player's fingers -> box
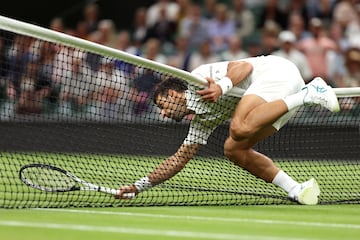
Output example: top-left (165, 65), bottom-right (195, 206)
top-left (122, 192), bottom-right (136, 199)
top-left (196, 88), bottom-right (211, 96)
top-left (115, 186), bottom-right (137, 200)
top-left (205, 77), bottom-right (215, 85)
top-left (115, 191), bottom-right (135, 200)
top-left (201, 92), bottom-right (217, 102)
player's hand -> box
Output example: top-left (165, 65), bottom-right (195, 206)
top-left (196, 77), bottom-right (222, 102)
top-left (114, 184), bottom-right (138, 200)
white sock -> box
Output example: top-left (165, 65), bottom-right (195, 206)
top-left (272, 170), bottom-right (299, 193)
top-left (282, 90), bottom-right (307, 111)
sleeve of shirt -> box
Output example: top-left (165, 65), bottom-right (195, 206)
top-left (183, 115), bottom-right (216, 145)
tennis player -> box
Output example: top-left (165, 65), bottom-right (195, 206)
top-left (116, 55), bottom-right (340, 205)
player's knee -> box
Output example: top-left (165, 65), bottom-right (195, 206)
top-left (229, 121), bottom-right (253, 141)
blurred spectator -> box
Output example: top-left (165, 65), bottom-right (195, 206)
top-left (51, 14), bottom-right (76, 102)
top-left (131, 69), bottom-right (161, 115)
top-left (306, 0), bottom-right (336, 28)
top-left (84, 31), bottom-right (105, 72)
top-left (82, 2), bottom-right (100, 33)
top-left (167, 35), bottom-right (192, 71)
top-left (288, 12), bottom-right (312, 41)
top-left (333, 47), bottom-right (360, 111)
top-left (7, 35), bottom-right (35, 100)
top-left (333, 0), bottom-right (358, 32)
top-left (0, 36), bottom-right (9, 101)
top-left (114, 30), bottom-right (137, 77)
top-left (115, 30), bottom-right (138, 55)
top-left (220, 35), bottom-right (249, 61)
top-left (260, 20), bottom-right (281, 55)
top-left (326, 21), bottom-right (350, 82)
top-left (36, 41), bottom-right (57, 105)
top-left (334, 47), bottom-right (360, 87)
top-left (258, 0), bottom-right (288, 30)
top-left (49, 17), bottom-right (65, 33)
top-left (131, 38), bottom-right (165, 115)
top-left (207, 3), bottom-right (235, 53)
top-left (340, 3), bottom-right (360, 48)
top-left (60, 49), bottom-right (94, 113)
top-left (246, 39), bottom-right (263, 57)
top-left (272, 30), bottom-right (312, 82)
top-left (146, 0), bottom-right (179, 27)
top-left (175, 0), bottom-right (192, 26)
top-left (201, 0), bottom-right (217, 19)
top-left (188, 39), bottom-right (220, 71)
top-left (132, 7), bottom-right (148, 47)
top-left (228, 0), bottom-right (256, 39)
top-left (297, 17), bottom-right (338, 82)
top-left (328, 20), bottom-right (350, 51)
top-left (52, 43), bottom-right (74, 109)
top-left (145, 4), bottom-right (177, 47)
top-left (97, 19), bottom-right (117, 48)
top-left (140, 38), bottom-right (167, 64)
top-left (15, 60), bottom-right (40, 113)
top-left (15, 40), bottom-right (57, 114)
top-left (285, 0), bottom-right (310, 29)
top-left (75, 21), bottom-right (90, 40)
top-left (178, 3), bottom-right (209, 52)
top-left (244, 0), bottom-right (266, 8)
top-left (94, 58), bottom-right (131, 119)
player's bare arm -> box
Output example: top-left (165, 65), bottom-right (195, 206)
top-left (196, 61), bottom-right (253, 102)
top-left (115, 143), bottom-right (200, 199)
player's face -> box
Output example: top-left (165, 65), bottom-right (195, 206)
top-left (155, 91), bottom-right (188, 122)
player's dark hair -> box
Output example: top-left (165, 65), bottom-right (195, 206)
top-left (153, 77), bottom-right (188, 104)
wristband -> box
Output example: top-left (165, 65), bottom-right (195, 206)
top-left (134, 176), bottom-right (152, 192)
top-left (217, 77), bottom-right (233, 95)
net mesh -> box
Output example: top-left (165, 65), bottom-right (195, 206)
top-left (0, 20), bottom-right (359, 208)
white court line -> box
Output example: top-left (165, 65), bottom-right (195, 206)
top-left (33, 208), bottom-right (360, 230)
top-left (0, 220), bottom-right (309, 240)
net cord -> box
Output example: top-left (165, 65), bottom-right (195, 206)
top-left (0, 15), bottom-right (359, 97)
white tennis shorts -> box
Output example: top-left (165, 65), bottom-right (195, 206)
top-left (244, 56), bottom-right (306, 130)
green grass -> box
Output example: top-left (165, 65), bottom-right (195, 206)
top-left (0, 205), bottom-right (359, 240)
top-left (1, 152), bottom-right (360, 208)
top-left (1, 152), bottom-right (360, 239)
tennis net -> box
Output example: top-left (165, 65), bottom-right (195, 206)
top-left (0, 15), bottom-right (359, 208)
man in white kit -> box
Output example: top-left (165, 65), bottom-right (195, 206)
top-left (116, 55), bottom-right (340, 205)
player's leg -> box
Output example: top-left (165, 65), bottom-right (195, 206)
top-left (224, 123), bottom-right (280, 182)
top-left (225, 94), bottom-right (320, 205)
top-left (229, 94), bottom-right (288, 142)
top-left (224, 125), bottom-right (320, 205)
top-left (225, 94), bottom-right (287, 182)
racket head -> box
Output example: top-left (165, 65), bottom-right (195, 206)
top-left (19, 163), bottom-right (80, 192)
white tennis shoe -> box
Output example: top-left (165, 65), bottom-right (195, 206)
top-left (303, 77), bottom-right (340, 112)
top-left (288, 178), bottom-right (320, 205)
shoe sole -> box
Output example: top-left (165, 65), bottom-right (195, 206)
top-left (298, 178), bottom-right (320, 205)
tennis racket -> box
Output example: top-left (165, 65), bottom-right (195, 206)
top-left (19, 163), bottom-right (135, 198)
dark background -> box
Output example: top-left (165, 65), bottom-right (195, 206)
top-left (0, 0), bottom-right (155, 30)
top-left (1, 122), bottom-right (359, 160)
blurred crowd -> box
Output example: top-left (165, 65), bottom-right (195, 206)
top-left (0, 0), bottom-right (360, 118)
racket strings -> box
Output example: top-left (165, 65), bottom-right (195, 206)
top-left (21, 167), bottom-right (76, 192)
